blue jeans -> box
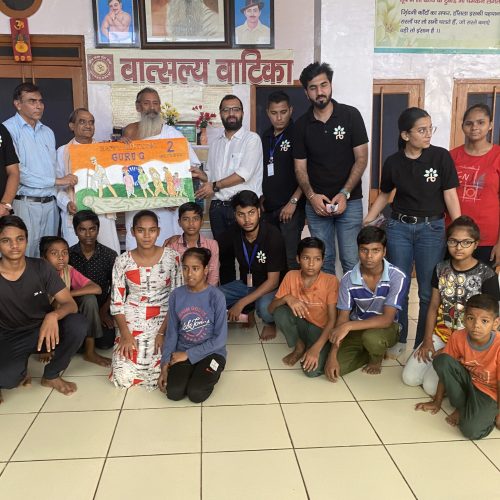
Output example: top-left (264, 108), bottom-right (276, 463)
top-left (305, 198), bottom-right (362, 275)
top-left (219, 280), bottom-right (276, 325)
top-left (209, 201), bottom-right (235, 240)
top-left (386, 217), bottom-right (445, 347)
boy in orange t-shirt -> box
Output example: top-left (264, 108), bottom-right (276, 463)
top-left (268, 237), bottom-right (338, 378)
top-left (416, 294), bottom-right (500, 439)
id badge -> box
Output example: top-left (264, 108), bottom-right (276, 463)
top-left (246, 273), bottom-right (253, 287)
top-left (267, 162), bottom-right (274, 176)
top-left (210, 359), bottom-right (219, 371)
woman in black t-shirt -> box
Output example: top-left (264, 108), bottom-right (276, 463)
top-left (364, 107), bottom-right (461, 356)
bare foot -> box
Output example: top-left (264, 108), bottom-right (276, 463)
top-left (38, 352), bottom-right (54, 364)
top-left (83, 351), bottom-right (112, 367)
top-left (282, 341), bottom-right (306, 366)
top-left (260, 324), bottom-right (277, 341)
top-left (41, 377), bottom-right (77, 396)
top-left (445, 409), bottom-right (460, 427)
top-left (18, 375), bottom-right (32, 387)
top-left (362, 361), bottom-right (382, 375)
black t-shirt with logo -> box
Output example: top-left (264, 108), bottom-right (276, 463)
top-left (293, 100), bottom-right (369, 200)
top-left (381, 145), bottom-right (459, 217)
top-left (261, 122), bottom-right (304, 212)
top-left (218, 221), bottom-right (287, 288)
top-left (0, 124), bottom-right (19, 200)
top-left (0, 258), bottom-right (65, 334)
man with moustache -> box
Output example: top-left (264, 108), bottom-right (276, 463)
top-left (3, 83), bottom-right (78, 257)
top-left (56, 108), bottom-right (120, 253)
top-left (235, 0), bottom-right (270, 45)
top-left (121, 87), bottom-right (201, 250)
top-left (192, 94), bottom-right (263, 242)
top-left (294, 62), bottom-right (369, 275)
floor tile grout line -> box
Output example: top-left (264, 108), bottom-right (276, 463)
top-left (5, 381), bottom-right (55, 466)
top-left (92, 386), bottom-right (129, 500)
top-left (470, 438), bottom-right (500, 473)
top-left (263, 343), bottom-right (311, 500)
top-left (200, 399), bottom-right (204, 500)
top-left (353, 395), bottom-right (418, 500)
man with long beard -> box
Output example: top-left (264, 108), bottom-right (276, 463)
top-left (122, 87), bottom-right (200, 250)
top-left (151, 0), bottom-right (221, 39)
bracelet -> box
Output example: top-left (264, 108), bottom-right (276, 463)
top-left (157, 332), bottom-right (165, 336)
top-left (308, 192), bottom-right (316, 200)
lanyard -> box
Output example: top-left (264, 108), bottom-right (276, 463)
top-left (269, 131), bottom-right (285, 161)
top-left (241, 234), bottom-right (259, 271)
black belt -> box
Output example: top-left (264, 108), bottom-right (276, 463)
top-left (391, 211), bottom-right (443, 224)
top-left (211, 199), bottom-right (233, 207)
top-left (15, 195), bottom-right (56, 204)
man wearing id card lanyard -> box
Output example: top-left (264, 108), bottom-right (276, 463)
top-left (218, 190), bottom-right (286, 340)
top-left (191, 95), bottom-right (263, 240)
top-left (261, 91), bottom-right (305, 270)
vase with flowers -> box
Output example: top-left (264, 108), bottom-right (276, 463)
top-left (160, 102), bottom-right (180, 126)
top-left (193, 105), bottom-right (216, 145)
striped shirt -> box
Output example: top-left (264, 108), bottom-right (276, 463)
top-left (337, 259), bottom-right (408, 322)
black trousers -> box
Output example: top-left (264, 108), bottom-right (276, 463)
top-left (166, 354), bottom-right (226, 403)
top-left (0, 313), bottom-right (88, 389)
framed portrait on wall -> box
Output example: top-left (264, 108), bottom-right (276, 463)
top-left (0, 0), bottom-right (43, 17)
top-left (139, 0), bottom-right (231, 49)
top-left (92, 0), bottom-right (140, 48)
top-left (232, 0), bottom-right (274, 48)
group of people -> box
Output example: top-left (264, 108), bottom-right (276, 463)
top-left (0, 61), bottom-right (499, 441)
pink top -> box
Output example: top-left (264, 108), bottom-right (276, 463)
top-left (68, 266), bottom-right (90, 290)
top-left (167, 234), bottom-right (220, 286)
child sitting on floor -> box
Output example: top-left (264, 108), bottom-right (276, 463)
top-left (158, 248), bottom-right (227, 403)
top-left (415, 294), bottom-right (500, 440)
top-left (403, 216), bottom-right (495, 395)
top-left (40, 236), bottom-right (107, 366)
top-left (268, 237), bottom-right (338, 378)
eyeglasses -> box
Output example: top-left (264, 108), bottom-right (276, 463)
top-left (447, 238), bottom-right (476, 248)
top-left (220, 106), bottom-right (242, 114)
top-left (410, 126), bottom-right (437, 136)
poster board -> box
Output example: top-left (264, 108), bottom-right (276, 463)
top-left (69, 138), bottom-right (194, 214)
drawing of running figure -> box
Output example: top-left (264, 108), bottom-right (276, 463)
top-left (90, 156), bottom-right (118, 198)
top-left (137, 166), bottom-right (154, 198)
top-left (122, 166), bottom-right (137, 198)
top-left (162, 167), bottom-right (177, 196)
top-left (173, 172), bottom-right (187, 196)
top-left (149, 167), bottom-right (168, 197)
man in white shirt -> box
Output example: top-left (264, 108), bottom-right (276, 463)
top-left (192, 94), bottom-right (263, 239)
top-left (235, 1), bottom-right (270, 45)
top-left (122, 87), bottom-right (200, 250)
top-left (56, 108), bottom-right (120, 253)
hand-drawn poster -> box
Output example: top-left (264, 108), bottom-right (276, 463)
top-left (69, 138), bottom-right (194, 214)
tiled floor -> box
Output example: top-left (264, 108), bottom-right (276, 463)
top-left (0, 282), bottom-right (499, 500)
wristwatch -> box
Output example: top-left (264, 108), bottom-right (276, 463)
top-left (289, 197), bottom-right (298, 205)
top-left (212, 181), bottom-right (220, 193)
top-left (339, 188), bottom-right (350, 200)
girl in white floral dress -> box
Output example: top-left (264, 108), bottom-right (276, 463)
top-left (110, 210), bottom-right (182, 389)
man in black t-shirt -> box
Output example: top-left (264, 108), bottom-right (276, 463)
top-left (261, 91), bottom-right (305, 270)
top-left (218, 190), bottom-right (286, 340)
top-left (294, 62), bottom-right (369, 275)
top-left (0, 124), bottom-right (19, 217)
top-left (0, 216), bottom-right (87, 405)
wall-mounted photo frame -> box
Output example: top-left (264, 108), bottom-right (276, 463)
top-left (175, 123), bottom-right (198, 144)
top-left (0, 0), bottom-right (43, 18)
top-left (232, 0), bottom-right (274, 48)
top-left (93, 0), bottom-right (140, 48)
top-left (139, 0), bottom-right (231, 49)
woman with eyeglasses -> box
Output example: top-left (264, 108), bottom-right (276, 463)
top-left (364, 107), bottom-right (461, 356)
top-left (450, 103), bottom-right (500, 268)
top-left (402, 216), bottom-right (495, 395)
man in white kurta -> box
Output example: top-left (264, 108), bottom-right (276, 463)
top-left (121, 87), bottom-right (200, 250)
top-left (56, 108), bottom-right (121, 253)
